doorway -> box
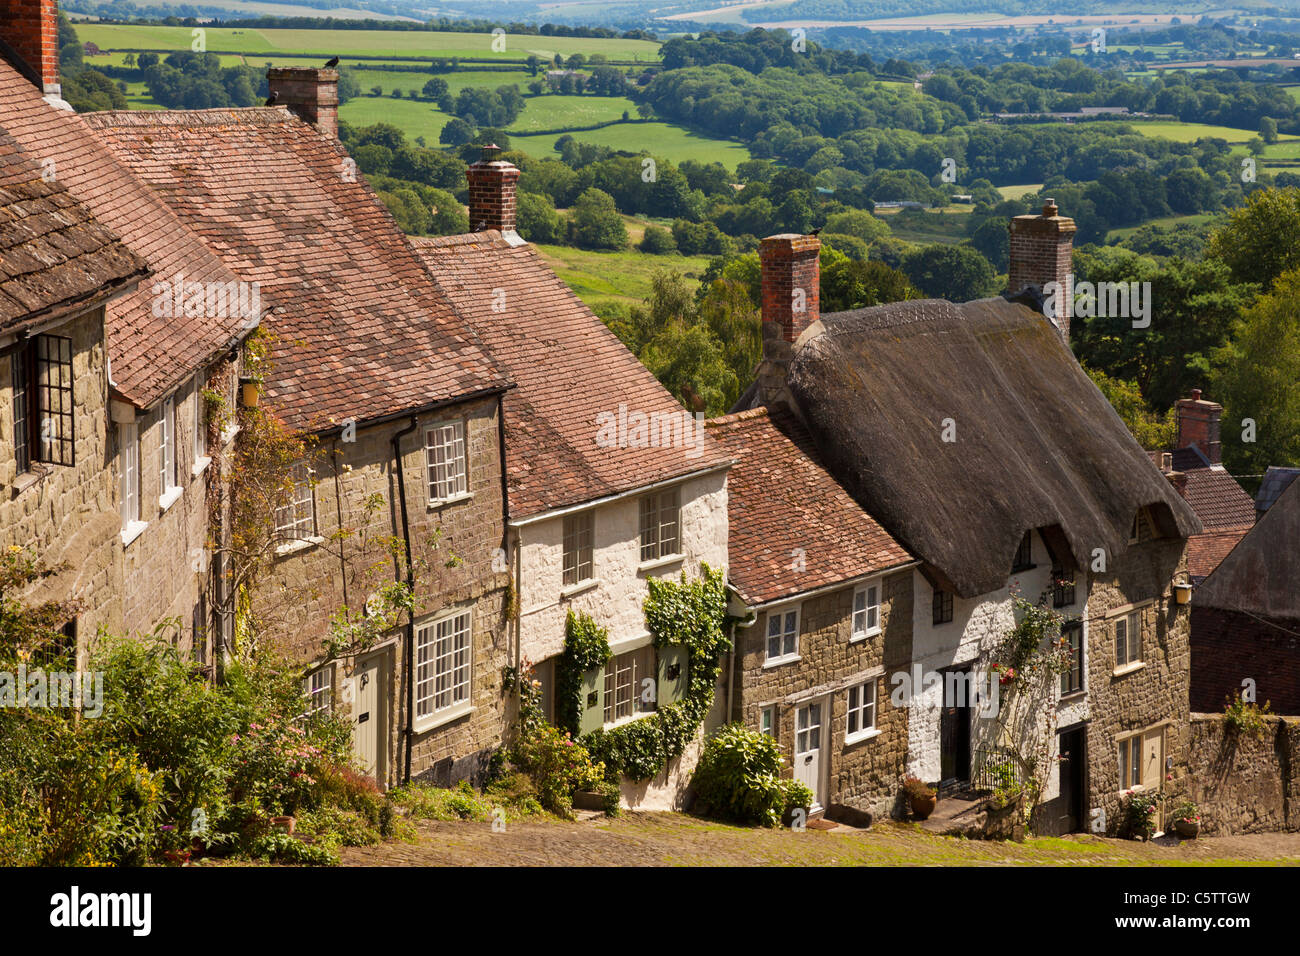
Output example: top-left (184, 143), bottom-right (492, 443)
top-left (939, 667), bottom-right (971, 786)
top-left (794, 700), bottom-right (825, 811)
top-left (1056, 725), bottom-right (1086, 833)
top-left (352, 652), bottom-right (388, 786)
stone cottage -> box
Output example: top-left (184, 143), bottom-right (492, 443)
top-left (737, 210), bottom-right (1201, 835)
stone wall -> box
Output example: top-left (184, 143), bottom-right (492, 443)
top-left (1083, 512), bottom-right (1191, 834)
top-left (733, 568), bottom-right (912, 819)
top-left (0, 305), bottom-right (125, 649)
top-left (253, 394), bottom-right (510, 789)
top-left (1186, 714), bottom-right (1300, 834)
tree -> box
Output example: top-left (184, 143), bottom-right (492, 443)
top-left (1084, 366), bottom-right (1177, 450)
top-left (569, 188), bottom-right (627, 250)
top-left (822, 258), bottom-right (918, 312)
top-left (822, 209), bottom-right (890, 246)
top-left (1211, 266), bottom-right (1300, 480)
top-left (1207, 187), bottom-right (1300, 290)
top-left (422, 78), bottom-right (449, 101)
top-left (1261, 116), bottom-right (1279, 144)
top-left (439, 117), bottom-right (475, 146)
top-left (639, 225), bottom-right (677, 254)
top-left (516, 191), bottom-right (563, 244)
top-left (901, 244), bottom-right (998, 302)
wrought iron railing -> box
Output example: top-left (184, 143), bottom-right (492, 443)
top-left (972, 746), bottom-right (1020, 792)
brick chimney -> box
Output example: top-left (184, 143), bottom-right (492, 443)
top-left (267, 67), bottom-right (338, 138)
top-left (0, 0), bottom-right (61, 96)
top-left (466, 144), bottom-right (521, 233)
top-left (1009, 198), bottom-right (1076, 343)
top-left (759, 234), bottom-right (821, 345)
top-left (1176, 388), bottom-right (1223, 464)
top-left (1166, 470), bottom-right (1189, 498)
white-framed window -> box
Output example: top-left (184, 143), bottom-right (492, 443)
top-left (415, 609), bottom-right (472, 721)
top-left (562, 510), bottom-right (594, 587)
top-left (1114, 609), bottom-right (1143, 668)
top-left (159, 396), bottom-right (178, 500)
top-left (1117, 734), bottom-right (1142, 791)
top-left (851, 581), bottom-right (881, 639)
top-left (118, 422), bottom-right (140, 527)
top-left (425, 420), bottom-right (467, 503)
top-left (603, 644), bottom-right (655, 725)
top-left (193, 378), bottom-right (207, 464)
top-left (845, 679), bottom-right (877, 743)
top-left (765, 606), bottom-right (799, 663)
top-left (275, 462), bottom-right (316, 540)
top-left (302, 667), bottom-right (332, 718)
top-left (759, 705), bottom-right (775, 738)
top-left (638, 487), bottom-right (680, 562)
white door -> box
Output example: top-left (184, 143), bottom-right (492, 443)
top-left (352, 655), bottom-right (385, 784)
top-left (795, 701), bottom-right (824, 810)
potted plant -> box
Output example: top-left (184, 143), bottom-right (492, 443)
top-left (1170, 799), bottom-right (1201, 839)
top-left (1123, 789), bottom-right (1165, 840)
top-left (903, 775), bottom-right (937, 820)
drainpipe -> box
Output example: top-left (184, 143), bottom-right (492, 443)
top-left (330, 438), bottom-right (348, 612)
top-left (392, 415), bottom-right (419, 786)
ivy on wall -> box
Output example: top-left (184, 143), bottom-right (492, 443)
top-left (560, 564), bottom-right (731, 783)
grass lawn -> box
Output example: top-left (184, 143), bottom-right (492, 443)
top-left (74, 24), bottom-right (661, 62)
top-left (1107, 213), bottom-right (1220, 239)
top-left (343, 68), bottom-right (530, 97)
top-left (534, 243), bottom-right (712, 311)
top-left (510, 121), bottom-right (752, 170)
top-left (509, 95), bottom-right (637, 132)
top-left (1126, 120), bottom-right (1288, 143)
top-left (998, 183), bottom-right (1044, 200)
top-left (338, 96), bottom-right (452, 142)
top-left (874, 206), bottom-right (973, 245)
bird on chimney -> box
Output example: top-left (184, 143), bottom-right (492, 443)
top-left (264, 90), bottom-right (279, 107)
top-left (809, 227), bottom-right (821, 236)
top-left (324, 56), bottom-right (340, 68)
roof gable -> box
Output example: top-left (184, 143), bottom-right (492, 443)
top-left (786, 296), bottom-right (1201, 597)
top-left (1195, 477), bottom-right (1300, 622)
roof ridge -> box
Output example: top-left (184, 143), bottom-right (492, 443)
top-left (705, 406), bottom-right (770, 428)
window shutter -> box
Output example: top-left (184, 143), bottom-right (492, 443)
top-left (657, 645), bottom-right (688, 707)
top-left (578, 666), bottom-right (604, 735)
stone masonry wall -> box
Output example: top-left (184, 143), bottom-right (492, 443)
top-left (734, 569), bottom-right (913, 819)
top-left (1186, 714), bottom-right (1300, 834)
top-left (1084, 511), bottom-right (1191, 835)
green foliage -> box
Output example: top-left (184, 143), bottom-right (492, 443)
top-left (1208, 187), bottom-right (1300, 291)
top-left (639, 225), bottom-right (677, 254)
top-left (901, 243), bottom-right (998, 302)
top-left (1222, 695), bottom-right (1273, 738)
top-left (569, 187), bottom-right (628, 250)
top-left (822, 257), bottom-right (918, 312)
top-left (516, 191), bottom-right (563, 244)
top-left (510, 722), bottom-right (607, 819)
top-left (556, 611), bottom-right (611, 736)
top-left (690, 723), bottom-right (809, 827)
top-left (1123, 789), bottom-right (1166, 840)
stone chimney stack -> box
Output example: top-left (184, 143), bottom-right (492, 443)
top-left (466, 144), bottom-right (521, 234)
top-left (0, 0), bottom-right (61, 97)
top-left (1009, 198), bottom-right (1076, 343)
top-left (759, 234), bottom-right (821, 346)
top-left (267, 67), bottom-right (338, 139)
top-left (1176, 388), bottom-right (1223, 464)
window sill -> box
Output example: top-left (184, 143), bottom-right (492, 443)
top-left (191, 456), bottom-right (212, 478)
top-left (602, 711), bottom-right (657, 732)
top-left (638, 553), bottom-right (684, 574)
top-left (1060, 688), bottom-right (1086, 701)
top-left (763, 654), bottom-right (801, 670)
top-left (121, 520), bottom-right (148, 547)
top-left (428, 491), bottom-right (473, 511)
top-left (560, 578), bottom-right (600, 600)
top-left (275, 535), bottom-right (325, 557)
top-left (849, 627), bottom-right (881, 644)
top-left (412, 701), bottom-right (473, 734)
top-left (159, 486), bottom-right (183, 513)
top-left (12, 470), bottom-right (42, 498)
top-left (845, 727), bottom-right (881, 746)
top-left (1112, 661), bottom-right (1146, 678)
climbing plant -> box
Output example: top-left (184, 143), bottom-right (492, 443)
top-left (580, 564), bottom-right (731, 783)
top-left (556, 610), bottom-right (612, 736)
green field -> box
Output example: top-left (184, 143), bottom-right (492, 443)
top-left (1126, 120), bottom-right (1283, 143)
top-left (1107, 212), bottom-right (1220, 239)
top-left (873, 206), bottom-right (973, 245)
top-left (338, 96), bottom-right (453, 142)
top-left (998, 183), bottom-right (1044, 200)
top-left (534, 243), bottom-right (713, 311)
top-left (74, 24), bottom-right (661, 61)
top-left (510, 121), bottom-right (751, 169)
top-left (508, 95), bottom-right (636, 132)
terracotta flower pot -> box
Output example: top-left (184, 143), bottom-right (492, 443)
top-left (1174, 818), bottom-right (1200, 839)
top-left (910, 792), bottom-right (938, 820)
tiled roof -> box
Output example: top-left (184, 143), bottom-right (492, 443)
top-left (1147, 447), bottom-right (1256, 530)
top-left (1256, 466), bottom-right (1300, 515)
top-left (0, 127), bottom-right (146, 330)
top-left (1195, 478), bottom-right (1300, 623)
top-left (85, 108), bottom-right (509, 431)
top-left (1187, 527), bottom-right (1248, 585)
top-left (0, 60), bottom-right (255, 407)
top-left (411, 231), bottom-right (731, 519)
top-left (705, 407), bottom-right (912, 605)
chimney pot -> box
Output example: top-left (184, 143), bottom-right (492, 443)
top-left (1176, 388), bottom-right (1223, 464)
top-left (1008, 198), bottom-right (1076, 345)
top-left (1167, 470), bottom-right (1189, 498)
top-left (1, 0), bottom-right (61, 95)
top-left (266, 67), bottom-right (339, 139)
top-left (759, 233), bottom-right (821, 346)
top-left (465, 151), bottom-right (521, 234)
top-left (1161, 452), bottom-right (1172, 471)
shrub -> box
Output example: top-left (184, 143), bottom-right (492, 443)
top-left (690, 723), bottom-right (798, 827)
top-left (1123, 789), bottom-right (1165, 839)
top-left (1224, 696), bottom-right (1273, 738)
top-left (639, 225), bottom-right (677, 254)
top-left (902, 775), bottom-right (935, 802)
top-left (511, 721), bottom-right (606, 819)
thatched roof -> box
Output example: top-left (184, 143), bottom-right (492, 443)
top-left (1195, 477), bottom-right (1300, 623)
top-left (785, 297), bottom-right (1201, 598)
